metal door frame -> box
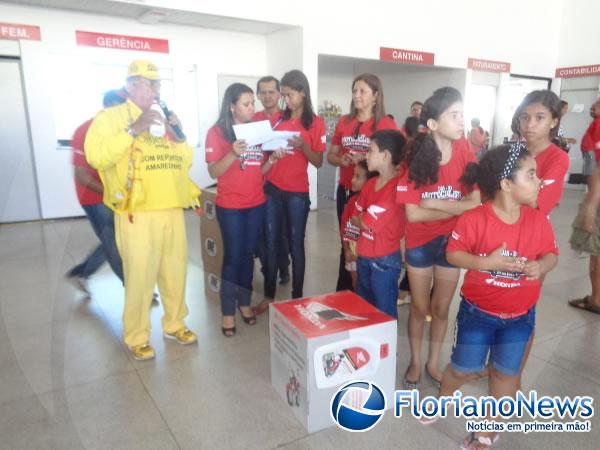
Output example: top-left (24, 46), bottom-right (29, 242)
top-left (0, 54), bottom-right (43, 222)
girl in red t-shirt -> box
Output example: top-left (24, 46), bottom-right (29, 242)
top-left (396, 87), bottom-right (481, 390)
top-left (352, 130), bottom-right (407, 317)
top-left (509, 89), bottom-right (569, 384)
top-left (340, 160), bottom-right (376, 290)
top-left (253, 70), bottom-right (326, 314)
top-left (511, 89), bottom-right (569, 216)
top-left (439, 144), bottom-right (558, 449)
top-left (205, 83), bottom-right (283, 337)
top-left (327, 74), bottom-right (397, 292)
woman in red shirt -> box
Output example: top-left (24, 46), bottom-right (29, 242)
top-left (254, 70), bottom-right (326, 314)
top-left (396, 87), bottom-right (481, 389)
top-left (327, 74), bottom-right (397, 291)
top-left (205, 83), bottom-right (282, 336)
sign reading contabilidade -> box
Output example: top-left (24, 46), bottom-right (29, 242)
top-left (555, 64), bottom-right (600, 79)
top-left (75, 30), bottom-right (169, 53)
top-left (0, 22), bottom-right (41, 41)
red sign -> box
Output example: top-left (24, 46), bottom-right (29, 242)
top-left (468, 58), bottom-right (510, 73)
top-left (272, 291), bottom-right (394, 338)
top-left (380, 47), bottom-right (434, 65)
top-left (555, 64), bottom-right (600, 79)
top-left (0, 22), bottom-right (41, 41)
top-left (75, 30), bottom-right (169, 53)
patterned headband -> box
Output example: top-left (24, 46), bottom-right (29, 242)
top-left (501, 141), bottom-right (525, 180)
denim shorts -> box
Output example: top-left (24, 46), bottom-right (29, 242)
top-left (450, 299), bottom-right (536, 376)
top-left (405, 235), bottom-right (454, 268)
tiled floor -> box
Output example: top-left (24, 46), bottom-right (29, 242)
top-left (0, 189), bottom-right (598, 449)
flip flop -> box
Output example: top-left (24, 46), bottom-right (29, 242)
top-left (425, 364), bottom-right (442, 390)
top-left (568, 296), bottom-right (600, 315)
top-left (460, 432), bottom-right (500, 450)
top-left (402, 368), bottom-right (420, 390)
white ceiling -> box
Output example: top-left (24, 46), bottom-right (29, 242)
top-left (0, 0), bottom-right (294, 34)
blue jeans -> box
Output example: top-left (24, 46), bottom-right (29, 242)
top-left (451, 298), bottom-right (536, 376)
top-left (216, 203), bottom-right (265, 315)
top-left (68, 203), bottom-right (124, 282)
top-left (406, 235), bottom-right (455, 268)
top-left (256, 213), bottom-right (290, 280)
top-left (264, 182), bottom-right (310, 299)
top-left (356, 252), bottom-right (402, 318)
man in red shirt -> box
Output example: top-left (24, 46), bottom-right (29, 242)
top-left (252, 76), bottom-right (283, 126)
top-left (580, 99), bottom-right (600, 189)
top-left (252, 76), bottom-right (290, 285)
top-left (569, 98), bottom-right (600, 314)
top-left (467, 118), bottom-right (486, 157)
top-left (67, 89), bottom-right (157, 307)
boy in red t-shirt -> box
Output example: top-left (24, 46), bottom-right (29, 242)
top-left (438, 144), bottom-right (558, 448)
top-left (352, 130), bottom-right (407, 317)
top-left (340, 160), bottom-right (376, 290)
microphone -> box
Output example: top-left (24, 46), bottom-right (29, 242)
top-left (158, 100), bottom-right (186, 141)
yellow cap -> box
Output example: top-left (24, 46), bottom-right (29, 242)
top-left (127, 60), bottom-right (160, 80)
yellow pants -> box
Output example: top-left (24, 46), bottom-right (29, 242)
top-left (115, 209), bottom-right (189, 348)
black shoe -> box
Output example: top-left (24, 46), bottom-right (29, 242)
top-left (222, 326), bottom-right (236, 337)
top-left (238, 307), bottom-right (257, 325)
top-left (279, 273), bottom-right (290, 285)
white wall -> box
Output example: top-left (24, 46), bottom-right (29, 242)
top-left (367, 66), bottom-right (467, 122)
top-left (130, 0), bottom-right (566, 77)
top-left (318, 57), bottom-right (467, 125)
top-left (557, 0), bottom-right (600, 66)
top-left (317, 58), bottom-right (355, 115)
top-left (1, 3), bottom-right (268, 219)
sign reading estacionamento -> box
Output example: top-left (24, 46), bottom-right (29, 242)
top-left (75, 30), bottom-right (169, 53)
top-left (468, 58), bottom-right (510, 73)
top-left (555, 64), bottom-right (600, 79)
top-left (380, 47), bottom-right (434, 66)
top-left (0, 22), bottom-right (41, 41)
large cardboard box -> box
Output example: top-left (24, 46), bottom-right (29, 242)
top-left (269, 291), bottom-right (397, 433)
top-left (200, 187), bottom-right (222, 301)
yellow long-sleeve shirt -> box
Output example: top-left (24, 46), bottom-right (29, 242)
top-left (85, 99), bottom-right (200, 213)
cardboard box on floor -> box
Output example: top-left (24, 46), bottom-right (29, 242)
top-left (200, 187), bottom-right (222, 301)
top-left (269, 291), bottom-right (397, 433)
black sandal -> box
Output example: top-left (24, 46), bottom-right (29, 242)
top-left (222, 326), bottom-right (236, 337)
top-left (238, 307), bottom-right (257, 325)
top-left (222, 316), bottom-right (236, 337)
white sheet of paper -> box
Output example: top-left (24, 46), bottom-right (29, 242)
top-left (262, 139), bottom-right (292, 151)
top-left (572, 103), bottom-right (585, 113)
top-left (262, 131), bottom-right (300, 151)
top-left (233, 120), bottom-right (273, 146)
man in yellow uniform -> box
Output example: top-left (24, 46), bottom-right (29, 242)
top-left (86, 60), bottom-right (201, 360)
